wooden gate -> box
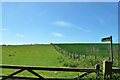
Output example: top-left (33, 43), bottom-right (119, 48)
top-left (0, 64), bottom-right (99, 80)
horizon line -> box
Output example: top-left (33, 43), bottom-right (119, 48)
top-left (1, 42), bottom-right (119, 45)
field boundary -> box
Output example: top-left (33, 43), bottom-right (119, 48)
top-left (51, 43), bottom-right (95, 60)
top-left (0, 64), bottom-right (100, 80)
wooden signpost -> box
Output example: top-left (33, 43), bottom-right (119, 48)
top-left (101, 36), bottom-right (113, 64)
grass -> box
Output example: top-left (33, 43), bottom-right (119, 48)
top-left (1, 44), bottom-right (81, 79)
top-left (1, 43), bottom-right (120, 79)
top-left (55, 43), bottom-right (118, 56)
top-left (2, 44), bottom-right (62, 66)
top-left (55, 43), bottom-right (119, 67)
top-left (54, 43), bottom-right (120, 79)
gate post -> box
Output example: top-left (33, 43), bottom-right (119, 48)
top-left (95, 64), bottom-right (100, 79)
top-left (103, 60), bottom-right (112, 79)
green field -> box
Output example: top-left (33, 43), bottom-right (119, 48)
top-left (1, 44), bottom-right (83, 79)
top-left (55, 43), bottom-right (119, 67)
top-left (1, 43), bottom-right (120, 79)
top-left (2, 44), bottom-right (63, 66)
top-left (55, 43), bottom-right (118, 56)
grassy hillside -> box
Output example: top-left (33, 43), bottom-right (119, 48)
top-left (55, 43), bottom-right (119, 67)
top-left (1, 44), bottom-right (81, 79)
top-left (55, 43), bottom-right (118, 57)
top-left (54, 43), bottom-right (120, 79)
top-left (2, 44), bottom-right (63, 66)
top-left (1, 43), bottom-right (119, 79)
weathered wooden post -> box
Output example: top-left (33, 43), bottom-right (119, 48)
top-left (70, 52), bottom-right (72, 58)
top-left (119, 44), bottom-right (120, 67)
top-left (95, 64), bottom-right (100, 79)
top-left (68, 52), bottom-right (69, 56)
top-left (103, 60), bottom-right (112, 79)
top-left (110, 36), bottom-right (113, 64)
top-left (59, 48), bottom-right (60, 52)
top-left (102, 36), bottom-right (113, 64)
top-left (72, 52), bottom-right (74, 59)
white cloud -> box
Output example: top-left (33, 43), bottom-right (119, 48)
top-left (16, 33), bottom-right (24, 38)
top-left (75, 26), bottom-right (91, 32)
top-left (52, 21), bottom-right (71, 27)
top-left (53, 32), bottom-right (63, 37)
top-left (0, 28), bottom-right (8, 31)
top-left (52, 21), bottom-right (90, 32)
top-left (2, 28), bottom-right (8, 31)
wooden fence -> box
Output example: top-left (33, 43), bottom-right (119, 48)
top-left (51, 43), bottom-right (93, 61)
top-left (51, 43), bottom-right (78, 60)
top-left (103, 60), bottom-right (120, 79)
top-left (112, 67), bottom-right (120, 72)
top-left (0, 64), bottom-right (100, 80)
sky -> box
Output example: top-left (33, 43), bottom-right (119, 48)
top-left (1, 2), bottom-right (118, 44)
top-left (1, 0), bottom-right (120, 2)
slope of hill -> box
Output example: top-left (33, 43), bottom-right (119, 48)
top-left (1, 44), bottom-right (119, 79)
top-left (1, 44), bottom-right (80, 78)
top-left (2, 44), bottom-right (63, 67)
top-left (55, 43), bottom-right (118, 57)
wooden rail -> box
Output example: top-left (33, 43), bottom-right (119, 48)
top-left (0, 65), bottom-right (99, 72)
top-left (112, 67), bottom-right (120, 72)
top-left (0, 64), bottom-right (100, 80)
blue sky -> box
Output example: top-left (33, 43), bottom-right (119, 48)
top-left (2, 2), bottom-right (118, 44)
